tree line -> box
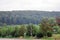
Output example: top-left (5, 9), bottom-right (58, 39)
top-left (0, 17), bottom-right (60, 38)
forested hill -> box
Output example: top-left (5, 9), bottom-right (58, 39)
top-left (0, 11), bottom-right (60, 25)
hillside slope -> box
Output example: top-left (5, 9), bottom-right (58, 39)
top-left (0, 11), bottom-right (60, 25)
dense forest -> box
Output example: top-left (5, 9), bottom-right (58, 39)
top-left (0, 11), bottom-right (60, 25)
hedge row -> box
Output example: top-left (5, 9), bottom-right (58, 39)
top-left (0, 24), bottom-right (53, 38)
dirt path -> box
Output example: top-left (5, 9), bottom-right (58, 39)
top-left (0, 38), bottom-right (41, 40)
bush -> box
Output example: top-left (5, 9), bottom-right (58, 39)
top-left (0, 27), bottom-right (8, 37)
top-left (26, 24), bottom-right (38, 37)
top-left (19, 25), bottom-right (26, 36)
top-left (7, 27), bottom-right (15, 37)
top-left (5, 35), bottom-right (12, 38)
top-left (12, 27), bottom-right (20, 37)
top-left (36, 32), bottom-right (44, 38)
top-left (26, 32), bottom-right (31, 36)
top-left (32, 34), bottom-right (36, 37)
top-left (47, 32), bottom-right (52, 37)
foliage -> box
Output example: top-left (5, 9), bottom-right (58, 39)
top-left (39, 18), bottom-right (53, 37)
top-left (47, 32), bottom-right (52, 37)
top-left (26, 23), bottom-right (34, 36)
top-left (26, 23), bottom-right (37, 37)
top-left (53, 24), bottom-right (60, 34)
top-left (0, 17), bottom-right (59, 38)
top-left (36, 32), bottom-right (43, 38)
top-left (0, 11), bottom-right (60, 25)
top-left (19, 25), bottom-right (26, 36)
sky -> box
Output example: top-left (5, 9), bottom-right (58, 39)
top-left (0, 0), bottom-right (60, 11)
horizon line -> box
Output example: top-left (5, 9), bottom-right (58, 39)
top-left (0, 10), bottom-right (60, 12)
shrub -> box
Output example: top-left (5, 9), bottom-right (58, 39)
top-left (26, 24), bottom-right (33, 36)
top-left (5, 35), bottom-right (12, 38)
top-left (39, 18), bottom-right (53, 37)
top-left (7, 27), bottom-right (15, 37)
top-left (47, 32), bottom-right (52, 37)
top-left (19, 25), bottom-right (26, 37)
top-left (26, 24), bottom-right (37, 37)
top-left (36, 32), bottom-right (43, 38)
top-left (0, 27), bottom-right (8, 37)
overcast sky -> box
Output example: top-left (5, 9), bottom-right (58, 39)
top-left (0, 0), bottom-right (60, 11)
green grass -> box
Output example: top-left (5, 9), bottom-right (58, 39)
top-left (24, 34), bottom-right (60, 40)
top-left (41, 34), bottom-right (60, 40)
top-left (41, 38), bottom-right (54, 40)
